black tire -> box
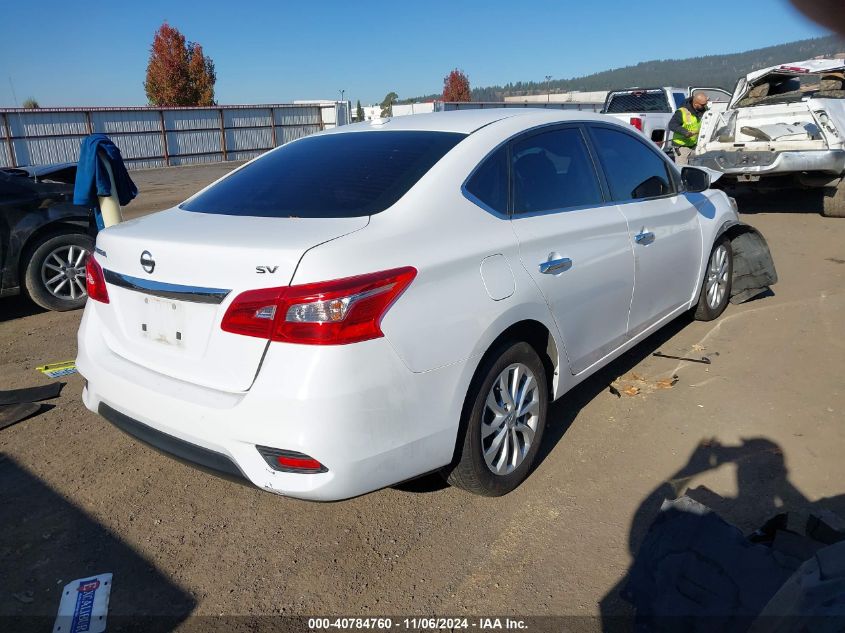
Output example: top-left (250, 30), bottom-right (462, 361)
top-left (694, 236), bottom-right (733, 321)
top-left (445, 341), bottom-right (548, 496)
top-left (822, 182), bottom-right (845, 218)
top-left (23, 231), bottom-right (94, 311)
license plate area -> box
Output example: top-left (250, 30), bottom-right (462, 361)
top-left (140, 295), bottom-right (186, 347)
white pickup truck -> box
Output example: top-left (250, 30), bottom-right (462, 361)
top-left (602, 86), bottom-right (731, 150)
top-left (692, 59), bottom-right (845, 217)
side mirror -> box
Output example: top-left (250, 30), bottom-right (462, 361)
top-left (681, 166), bottom-right (710, 193)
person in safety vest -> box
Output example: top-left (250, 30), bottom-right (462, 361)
top-left (668, 92), bottom-right (709, 165)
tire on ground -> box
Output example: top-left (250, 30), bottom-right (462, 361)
top-left (23, 231), bottom-right (94, 312)
top-left (694, 235), bottom-right (733, 322)
top-left (445, 340), bottom-right (548, 496)
top-left (822, 181), bottom-right (845, 218)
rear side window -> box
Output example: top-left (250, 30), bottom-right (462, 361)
top-left (181, 131), bottom-right (466, 218)
top-left (512, 128), bottom-right (603, 214)
top-left (465, 146), bottom-right (508, 213)
top-left (589, 127), bottom-right (673, 202)
top-left (673, 93), bottom-right (686, 109)
top-left (605, 91), bottom-right (671, 113)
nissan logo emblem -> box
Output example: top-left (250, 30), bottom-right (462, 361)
top-left (140, 251), bottom-right (155, 274)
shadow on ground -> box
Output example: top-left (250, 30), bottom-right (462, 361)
top-left (536, 312), bottom-right (695, 469)
top-left (731, 189), bottom-right (823, 215)
top-left (0, 454), bottom-right (195, 632)
top-left (597, 437), bottom-right (845, 632)
top-left (0, 295), bottom-right (47, 324)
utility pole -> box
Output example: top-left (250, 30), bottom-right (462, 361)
top-left (545, 75), bottom-right (552, 103)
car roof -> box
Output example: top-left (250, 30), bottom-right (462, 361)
top-left (335, 108), bottom-right (622, 135)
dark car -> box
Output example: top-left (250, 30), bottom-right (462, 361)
top-left (0, 164), bottom-right (94, 311)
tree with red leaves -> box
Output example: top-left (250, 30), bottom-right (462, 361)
top-left (144, 22), bottom-right (216, 107)
top-left (442, 69), bottom-right (471, 102)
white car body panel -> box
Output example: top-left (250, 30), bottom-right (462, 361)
top-left (78, 109), bottom-right (742, 500)
top-left (619, 196), bottom-right (702, 338)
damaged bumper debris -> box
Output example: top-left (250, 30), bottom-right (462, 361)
top-left (720, 222), bottom-right (778, 304)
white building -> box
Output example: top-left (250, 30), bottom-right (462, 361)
top-left (504, 91), bottom-right (608, 105)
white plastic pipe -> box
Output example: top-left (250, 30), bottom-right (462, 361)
top-left (97, 150), bottom-right (123, 227)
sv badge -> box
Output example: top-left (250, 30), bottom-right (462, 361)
top-left (256, 266), bottom-right (279, 274)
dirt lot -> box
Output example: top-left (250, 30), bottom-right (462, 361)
top-left (1, 164), bottom-right (844, 631)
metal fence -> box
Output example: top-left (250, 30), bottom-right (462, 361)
top-left (436, 101), bottom-right (603, 112)
top-left (0, 102), bottom-right (349, 170)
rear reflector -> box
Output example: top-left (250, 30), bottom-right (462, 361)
top-left (256, 446), bottom-right (327, 473)
top-left (85, 255), bottom-right (110, 304)
top-left (221, 266), bottom-right (417, 345)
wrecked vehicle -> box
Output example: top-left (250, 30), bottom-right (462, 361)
top-left (692, 59), bottom-right (845, 217)
top-left (0, 164), bottom-right (94, 311)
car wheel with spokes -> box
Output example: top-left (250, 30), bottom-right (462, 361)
top-left (23, 231), bottom-right (94, 311)
top-left (445, 341), bottom-right (548, 496)
top-left (694, 236), bottom-right (733, 321)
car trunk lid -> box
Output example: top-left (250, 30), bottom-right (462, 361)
top-left (93, 208), bottom-right (368, 392)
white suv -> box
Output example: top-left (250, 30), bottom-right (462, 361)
top-left (77, 109), bottom-right (776, 500)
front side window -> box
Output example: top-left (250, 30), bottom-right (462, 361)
top-left (181, 131), bottom-right (466, 218)
top-left (511, 128), bottom-right (603, 214)
top-left (589, 127), bottom-right (673, 202)
top-left (465, 146), bottom-right (508, 213)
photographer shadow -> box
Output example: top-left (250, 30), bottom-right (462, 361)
top-left (598, 437), bottom-right (845, 632)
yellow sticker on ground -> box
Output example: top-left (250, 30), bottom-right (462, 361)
top-left (36, 361), bottom-right (77, 379)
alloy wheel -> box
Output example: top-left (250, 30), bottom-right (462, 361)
top-left (706, 244), bottom-right (729, 309)
top-left (481, 362), bottom-right (541, 475)
top-left (41, 244), bottom-right (89, 301)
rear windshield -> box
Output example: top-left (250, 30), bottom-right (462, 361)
top-left (605, 91), bottom-right (671, 113)
top-left (181, 131), bottom-right (466, 218)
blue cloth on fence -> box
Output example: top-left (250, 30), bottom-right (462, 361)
top-left (73, 133), bottom-right (138, 209)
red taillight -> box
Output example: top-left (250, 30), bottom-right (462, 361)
top-left (85, 255), bottom-right (109, 304)
top-left (629, 117), bottom-right (644, 132)
top-left (221, 266), bottom-right (417, 345)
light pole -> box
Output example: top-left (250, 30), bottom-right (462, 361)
top-left (545, 75), bottom-right (552, 103)
top-left (339, 89), bottom-right (345, 103)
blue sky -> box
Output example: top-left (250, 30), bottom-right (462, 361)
top-left (0, 0), bottom-right (829, 108)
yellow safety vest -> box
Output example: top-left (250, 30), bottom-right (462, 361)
top-left (673, 107), bottom-right (701, 147)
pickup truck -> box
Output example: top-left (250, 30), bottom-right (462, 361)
top-left (692, 59), bottom-right (845, 217)
top-left (602, 86), bottom-right (731, 151)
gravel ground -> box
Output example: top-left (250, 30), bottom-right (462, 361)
top-left (1, 164), bottom-right (843, 631)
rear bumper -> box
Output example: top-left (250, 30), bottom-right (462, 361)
top-left (77, 304), bottom-right (471, 501)
top-left (691, 149), bottom-right (845, 176)
top-left (98, 402), bottom-right (247, 481)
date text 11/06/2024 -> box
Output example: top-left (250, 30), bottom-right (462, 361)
top-left (307, 617), bottom-right (529, 630)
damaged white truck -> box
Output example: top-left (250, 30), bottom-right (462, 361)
top-left (692, 59), bottom-right (845, 217)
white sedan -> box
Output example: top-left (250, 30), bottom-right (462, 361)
top-left (77, 109), bottom-right (776, 500)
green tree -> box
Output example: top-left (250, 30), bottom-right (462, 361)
top-left (22, 98), bottom-right (40, 109)
top-left (356, 100), bottom-right (365, 121)
top-left (380, 92), bottom-right (398, 118)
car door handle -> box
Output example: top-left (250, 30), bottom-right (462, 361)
top-left (635, 231), bottom-right (655, 245)
top-left (539, 257), bottom-right (572, 274)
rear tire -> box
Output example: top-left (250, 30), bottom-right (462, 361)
top-left (445, 341), bottom-right (548, 496)
top-left (822, 181), bottom-right (845, 218)
top-left (23, 231), bottom-right (93, 311)
top-left (694, 236), bottom-right (733, 321)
